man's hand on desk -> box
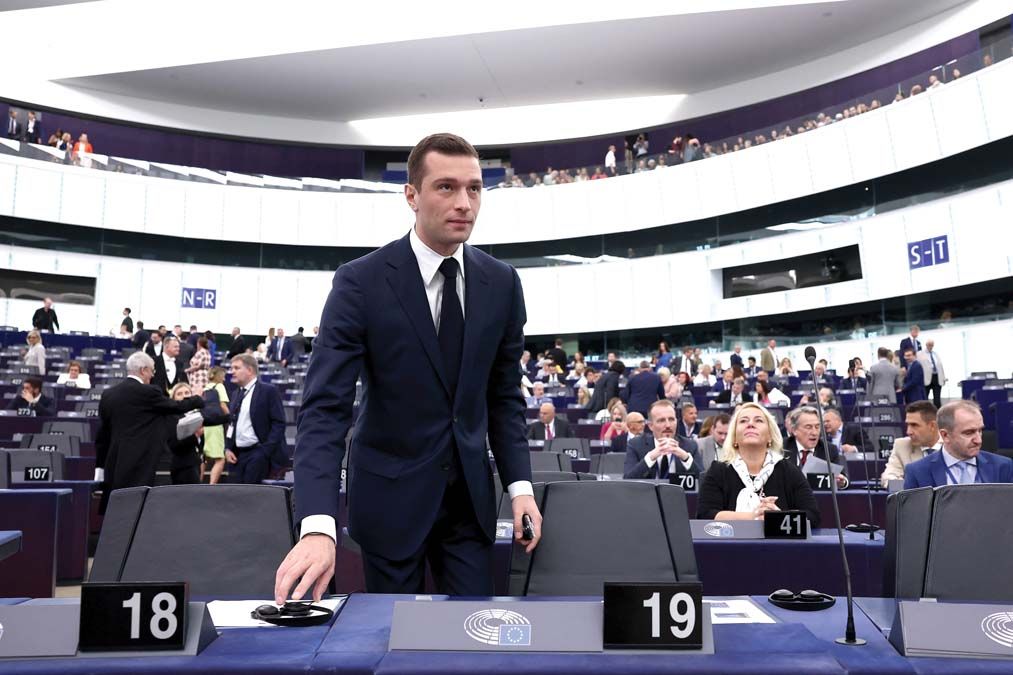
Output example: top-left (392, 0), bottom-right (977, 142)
top-left (274, 533), bottom-right (335, 605)
top-left (512, 494), bottom-right (542, 555)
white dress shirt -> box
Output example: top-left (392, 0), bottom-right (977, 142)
top-left (162, 353), bottom-right (177, 385)
top-left (642, 438), bottom-right (694, 473)
top-left (234, 379), bottom-right (259, 448)
top-left (300, 227), bottom-right (533, 542)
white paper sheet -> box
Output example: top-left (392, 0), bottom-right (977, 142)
top-left (207, 597), bottom-right (347, 628)
top-left (706, 598), bottom-right (778, 624)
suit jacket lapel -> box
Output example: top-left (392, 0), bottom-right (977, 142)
top-left (930, 453), bottom-right (948, 487)
top-left (386, 235), bottom-right (451, 398)
top-left (460, 246), bottom-right (490, 392)
top-left (977, 453), bottom-right (992, 483)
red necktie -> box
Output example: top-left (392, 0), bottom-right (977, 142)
top-left (800, 449), bottom-right (810, 468)
top-left (545, 424), bottom-right (554, 440)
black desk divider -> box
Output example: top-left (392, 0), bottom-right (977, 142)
top-left (0, 601), bottom-right (217, 658)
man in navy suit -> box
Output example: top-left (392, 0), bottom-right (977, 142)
top-left (622, 360), bottom-right (664, 416)
top-left (899, 325), bottom-right (922, 357)
top-left (901, 348), bottom-right (927, 405)
top-left (275, 133), bottom-right (541, 603)
top-left (904, 401), bottom-right (1013, 488)
top-left (728, 345), bottom-right (744, 369)
top-left (624, 400), bottom-right (701, 479)
top-left (225, 354), bottom-right (286, 484)
top-left (268, 328), bottom-right (294, 366)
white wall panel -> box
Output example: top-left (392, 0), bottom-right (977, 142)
top-left (843, 111), bottom-right (896, 183)
top-left (260, 190), bottom-right (301, 244)
top-left (184, 183), bottom-right (225, 240)
top-left (765, 134), bottom-right (813, 204)
top-left (103, 177), bottom-right (147, 232)
top-left (806, 122), bottom-right (854, 193)
top-left (144, 180), bottom-right (186, 237)
top-left (551, 181), bottom-right (593, 241)
top-left (694, 153), bottom-right (738, 218)
top-left (886, 94), bottom-right (942, 169)
top-left (931, 78), bottom-right (989, 157)
top-left (0, 163), bottom-right (16, 216)
top-left (517, 266), bottom-right (559, 337)
top-left (620, 170), bottom-right (664, 232)
top-left (977, 60), bottom-right (1013, 142)
top-left (585, 173), bottom-right (628, 233)
top-left (59, 171), bottom-right (105, 228)
top-left (13, 165), bottom-right (61, 222)
top-left (509, 186), bottom-right (554, 244)
top-left (731, 144), bottom-right (774, 212)
top-left (296, 192), bottom-right (339, 246)
top-left (222, 187), bottom-right (261, 243)
top-left (657, 162), bottom-right (702, 224)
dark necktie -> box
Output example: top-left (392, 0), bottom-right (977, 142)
top-left (438, 258), bottom-right (464, 397)
top-left (658, 455), bottom-right (669, 479)
top-left (800, 449), bottom-right (810, 468)
top-left (232, 385), bottom-right (247, 421)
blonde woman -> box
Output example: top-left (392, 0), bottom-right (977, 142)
top-left (168, 383), bottom-right (204, 485)
top-left (599, 403), bottom-right (628, 442)
top-left (202, 367), bottom-right (230, 484)
top-left (696, 402), bottom-right (820, 526)
top-left (658, 367), bottom-right (682, 401)
top-left (24, 330), bottom-right (46, 375)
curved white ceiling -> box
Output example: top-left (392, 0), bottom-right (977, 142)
top-left (3, 0), bottom-right (1010, 146)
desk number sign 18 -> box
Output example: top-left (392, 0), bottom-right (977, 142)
top-left (603, 582), bottom-right (703, 649)
top-left (79, 582), bottom-right (188, 651)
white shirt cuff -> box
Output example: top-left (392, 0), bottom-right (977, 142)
top-left (300, 515), bottom-right (337, 543)
top-left (93, 468), bottom-right (105, 482)
top-left (644, 453), bottom-right (657, 469)
top-left (507, 480), bottom-right (533, 499)
top-left (680, 455), bottom-right (694, 470)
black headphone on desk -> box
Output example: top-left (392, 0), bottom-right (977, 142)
top-left (767, 589), bottom-right (836, 611)
top-left (251, 601), bottom-right (334, 626)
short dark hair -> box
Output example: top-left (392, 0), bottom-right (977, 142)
top-left (609, 360), bottom-right (626, 375)
top-left (877, 347), bottom-right (891, 359)
top-left (906, 400), bottom-right (938, 423)
top-left (713, 412), bottom-right (731, 426)
top-left (748, 356), bottom-right (756, 363)
top-left (136, 321), bottom-right (144, 329)
top-left (124, 307), bottom-right (131, 313)
top-left (406, 133), bottom-right (479, 190)
top-left (23, 376), bottom-right (43, 393)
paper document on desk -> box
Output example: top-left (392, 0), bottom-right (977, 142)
top-left (176, 410), bottom-right (203, 440)
top-left (707, 597), bottom-right (778, 624)
top-left (207, 597), bottom-right (346, 628)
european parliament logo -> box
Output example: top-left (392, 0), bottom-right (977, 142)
top-left (981, 611), bottom-right (1013, 649)
top-left (463, 609), bottom-right (532, 646)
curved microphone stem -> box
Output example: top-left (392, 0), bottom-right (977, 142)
top-left (852, 379), bottom-right (879, 539)
top-left (806, 349), bottom-right (866, 646)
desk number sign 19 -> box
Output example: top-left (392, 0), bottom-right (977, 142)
top-left (603, 582), bottom-right (703, 649)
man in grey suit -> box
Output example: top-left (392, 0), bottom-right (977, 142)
top-left (867, 347), bottom-right (902, 404)
top-left (696, 413), bottom-right (730, 473)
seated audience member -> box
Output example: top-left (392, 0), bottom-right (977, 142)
top-left (576, 386), bottom-right (591, 407)
top-left (903, 401), bottom-right (1013, 488)
top-left (715, 377), bottom-right (753, 406)
top-left (679, 403), bottom-right (701, 438)
top-left (537, 361), bottom-right (563, 385)
top-left (693, 363), bottom-right (716, 387)
top-left (783, 406), bottom-right (848, 485)
top-left (167, 383), bottom-right (204, 485)
top-left (822, 407), bottom-right (869, 454)
top-left (6, 376), bottom-right (56, 416)
top-left (657, 367), bottom-right (681, 401)
top-left (624, 400), bottom-right (701, 480)
top-left (777, 357), bottom-right (797, 377)
top-left (525, 381), bottom-right (551, 408)
top-left (56, 360), bottom-right (92, 389)
top-left (881, 400), bottom-right (940, 487)
top-left (622, 360), bottom-right (664, 417)
top-left (801, 386), bottom-right (836, 409)
top-left (23, 330), bottom-right (46, 375)
top-left (841, 358), bottom-right (867, 391)
top-left (696, 412), bottom-right (730, 472)
top-left (714, 368), bottom-right (735, 393)
top-left (254, 343), bottom-right (268, 362)
top-left (755, 379), bottom-right (791, 407)
top-left (611, 411), bottom-right (645, 456)
top-left (675, 371), bottom-right (693, 390)
top-left (527, 401), bottom-right (572, 441)
top-left (696, 402), bottom-right (820, 526)
top-left (600, 403), bottom-right (628, 442)
top-left (569, 363), bottom-right (587, 389)
top-left (744, 356), bottom-right (760, 377)
top-left (587, 360), bottom-right (624, 414)
top-left (811, 361), bottom-right (831, 385)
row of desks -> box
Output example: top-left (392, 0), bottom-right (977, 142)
top-left (0, 592), bottom-right (1008, 674)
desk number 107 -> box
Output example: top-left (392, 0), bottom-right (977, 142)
top-left (642, 592), bottom-right (696, 639)
top-left (122, 592), bottom-right (179, 640)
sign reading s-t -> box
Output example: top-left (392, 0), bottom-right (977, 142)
top-left (181, 288), bottom-right (217, 309)
top-left (908, 236), bottom-right (949, 270)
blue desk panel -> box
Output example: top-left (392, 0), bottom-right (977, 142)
top-left (0, 490), bottom-right (71, 598)
top-left (14, 481), bottom-right (97, 580)
top-left (0, 529), bottom-right (22, 562)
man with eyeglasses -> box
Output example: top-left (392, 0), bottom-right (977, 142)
top-left (94, 351), bottom-right (203, 513)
